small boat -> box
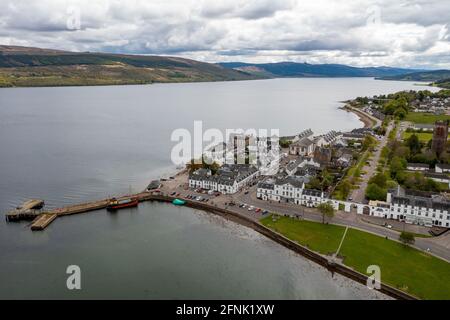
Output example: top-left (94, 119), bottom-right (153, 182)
top-left (172, 199), bottom-right (186, 206)
top-left (107, 197), bottom-right (139, 211)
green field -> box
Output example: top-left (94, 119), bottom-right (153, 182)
top-left (340, 228), bottom-right (450, 300)
top-left (402, 132), bottom-right (433, 142)
top-left (261, 216), bottom-right (345, 255)
top-left (405, 112), bottom-right (450, 124)
top-left (402, 131), bottom-right (450, 142)
top-left (261, 215), bottom-right (450, 300)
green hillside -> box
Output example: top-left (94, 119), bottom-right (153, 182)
top-left (0, 45), bottom-right (261, 87)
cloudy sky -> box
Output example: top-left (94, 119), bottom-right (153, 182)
top-left (1, 0), bottom-right (449, 68)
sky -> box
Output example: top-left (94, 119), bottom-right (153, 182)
top-left (0, 0), bottom-right (449, 68)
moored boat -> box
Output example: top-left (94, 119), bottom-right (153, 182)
top-left (172, 199), bottom-right (186, 206)
top-left (107, 197), bottom-right (139, 211)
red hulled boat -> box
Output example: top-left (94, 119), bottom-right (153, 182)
top-left (107, 197), bottom-right (139, 211)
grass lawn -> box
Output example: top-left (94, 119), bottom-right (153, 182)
top-left (340, 228), bottom-right (450, 300)
top-left (405, 112), bottom-right (450, 124)
top-left (261, 215), bottom-right (450, 300)
top-left (260, 216), bottom-right (345, 255)
top-left (402, 131), bottom-right (450, 142)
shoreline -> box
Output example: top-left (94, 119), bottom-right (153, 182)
top-left (341, 104), bottom-right (379, 128)
top-left (148, 195), bottom-right (416, 300)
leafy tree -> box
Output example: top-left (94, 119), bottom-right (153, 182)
top-left (362, 135), bottom-right (377, 151)
top-left (369, 172), bottom-right (387, 189)
top-left (365, 183), bottom-right (387, 201)
top-left (340, 180), bottom-right (352, 200)
top-left (394, 107), bottom-right (407, 119)
top-left (399, 232), bottom-right (415, 246)
top-left (320, 169), bottom-right (334, 191)
top-left (317, 202), bottom-right (335, 224)
top-left (406, 134), bottom-right (422, 155)
top-left (279, 139), bottom-right (292, 148)
top-left (390, 156), bottom-right (407, 178)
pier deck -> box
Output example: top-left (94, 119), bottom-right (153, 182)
top-left (5, 199), bottom-right (45, 222)
top-left (25, 192), bottom-right (153, 230)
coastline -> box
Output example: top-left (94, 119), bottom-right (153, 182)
top-left (148, 194), bottom-right (417, 300)
top-left (341, 104), bottom-right (379, 128)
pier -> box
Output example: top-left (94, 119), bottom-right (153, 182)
top-left (24, 192), bottom-right (153, 230)
top-left (5, 199), bottom-right (45, 222)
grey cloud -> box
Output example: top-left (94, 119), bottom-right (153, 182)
top-left (0, 0), bottom-right (449, 68)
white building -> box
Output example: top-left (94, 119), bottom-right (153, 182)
top-left (289, 137), bottom-right (315, 156)
top-left (435, 163), bottom-right (450, 173)
top-left (383, 187), bottom-right (450, 228)
top-left (257, 176), bottom-right (328, 207)
top-left (314, 131), bottom-right (342, 147)
top-left (189, 165), bottom-right (259, 194)
top-left (406, 163), bottom-right (430, 172)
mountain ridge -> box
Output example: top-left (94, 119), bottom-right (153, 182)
top-left (218, 61), bottom-right (427, 78)
top-left (0, 45), bottom-right (260, 87)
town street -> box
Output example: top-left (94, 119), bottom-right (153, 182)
top-left (350, 122), bottom-right (393, 203)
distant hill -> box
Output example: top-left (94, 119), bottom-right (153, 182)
top-left (0, 45), bottom-right (260, 87)
top-left (218, 62), bottom-right (424, 78)
top-left (379, 70), bottom-right (450, 82)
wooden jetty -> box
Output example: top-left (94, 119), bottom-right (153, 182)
top-left (25, 192), bottom-right (153, 231)
top-left (31, 213), bottom-right (58, 231)
top-left (5, 199), bottom-right (45, 222)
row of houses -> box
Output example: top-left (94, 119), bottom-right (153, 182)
top-left (256, 176), bottom-right (328, 207)
top-left (406, 163), bottom-right (450, 187)
top-left (189, 164), bottom-right (259, 194)
top-left (411, 96), bottom-right (450, 115)
top-left (383, 187), bottom-right (450, 228)
top-left (286, 129), bottom-right (363, 157)
top-left (256, 177), bottom-right (450, 228)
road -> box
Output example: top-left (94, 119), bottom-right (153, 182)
top-left (350, 122), bottom-right (393, 203)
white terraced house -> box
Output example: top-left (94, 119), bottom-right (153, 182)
top-left (313, 131), bottom-right (342, 147)
top-left (382, 187), bottom-right (450, 228)
top-left (435, 163), bottom-right (450, 173)
top-left (406, 163), bottom-right (430, 172)
top-left (257, 176), bottom-right (328, 207)
top-left (189, 165), bottom-right (259, 194)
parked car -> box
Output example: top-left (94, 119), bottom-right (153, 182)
top-left (244, 191), bottom-right (249, 195)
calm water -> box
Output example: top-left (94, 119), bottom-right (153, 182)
top-left (0, 78), bottom-right (436, 299)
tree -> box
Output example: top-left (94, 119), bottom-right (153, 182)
top-left (399, 231), bottom-right (415, 246)
top-left (279, 139), bottom-right (292, 148)
top-left (320, 169), bottom-right (334, 191)
top-left (390, 156), bottom-right (407, 178)
top-left (406, 134), bottom-right (422, 155)
top-left (362, 135), bottom-right (377, 151)
top-left (365, 183), bottom-right (387, 201)
top-left (340, 180), bottom-right (352, 200)
top-left (369, 172), bottom-right (387, 189)
top-left (317, 202), bottom-right (335, 224)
